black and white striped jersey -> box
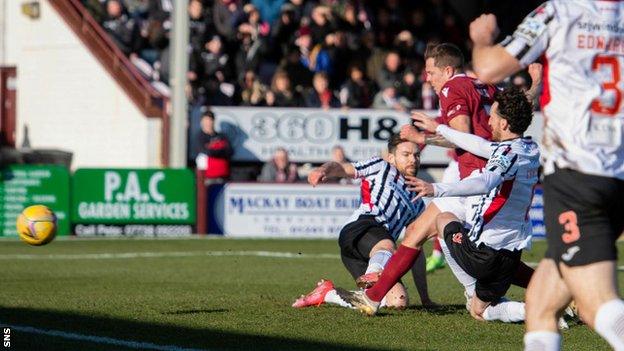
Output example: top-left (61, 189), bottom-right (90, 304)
top-left (464, 138), bottom-right (540, 251)
top-left (502, 0), bottom-right (624, 179)
top-left (344, 157), bottom-right (425, 241)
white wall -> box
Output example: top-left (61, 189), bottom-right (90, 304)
top-left (3, 0), bottom-right (162, 168)
top-left (0, 0), bottom-right (6, 64)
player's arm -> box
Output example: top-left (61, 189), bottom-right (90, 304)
top-left (470, 4), bottom-right (553, 84)
top-left (425, 114), bottom-right (470, 148)
top-left (435, 125), bottom-right (492, 158)
top-left (406, 171), bottom-right (502, 199)
top-left (405, 111), bottom-right (471, 148)
top-left (471, 42), bottom-right (522, 84)
top-left (308, 162), bottom-right (355, 186)
top-left (423, 134), bottom-right (455, 148)
top-left (403, 86), bottom-right (473, 148)
top-left (399, 112), bottom-right (441, 148)
top-left (406, 149), bottom-right (515, 198)
top-left (524, 63), bottom-right (542, 104)
top-left (469, 14), bottom-right (522, 83)
top-left (412, 114), bottom-right (492, 158)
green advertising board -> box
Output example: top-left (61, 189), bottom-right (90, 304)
top-left (72, 169), bottom-right (196, 225)
top-left (0, 165), bottom-right (70, 236)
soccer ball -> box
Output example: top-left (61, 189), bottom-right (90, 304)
top-left (16, 205), bottom-right (57, 246)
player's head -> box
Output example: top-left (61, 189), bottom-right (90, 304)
top-left (489, 87), bottom-right (533, 141)
top-left (387, 134), bottom-right (420, 177)
top-left (424, 43), bottom-right (464, 94)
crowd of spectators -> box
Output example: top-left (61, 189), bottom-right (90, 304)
top-left (81, 0), bottom-right (486, 110)
top-left (84, 0), bottom-right (540, 180)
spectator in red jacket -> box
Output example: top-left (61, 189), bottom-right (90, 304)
top-left (195, 107), bottom-right (233, 181)
top-left (304, 72), bottom-right (340, 109)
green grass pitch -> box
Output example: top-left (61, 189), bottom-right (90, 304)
top-left (0, 237), bottom-right (619, 350)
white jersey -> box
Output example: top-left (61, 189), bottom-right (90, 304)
top-left (502, 0), bottom-right (624, 179)
top-left (442, 159), bottom-right (460, 183)
top-left (344, 157), bottom-right (425, 241)
top-left (431, 158), bottom-right (467, 222)
top-left (464, 138), bottom-right (540, 251)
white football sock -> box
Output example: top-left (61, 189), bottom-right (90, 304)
top-left (595, 299), bottom-right (624, 350)
top-left (483, 300), bottom-right (526, 323)
top-left (524, 331), bottom-right (561, 351)
top-left (432, 249), bottom-right (443, 258)
top-left (379, 296), bottom-right (387, 308)
top-left (324, 289), bottom-right (353, 309)
top-left (439, 239), bottom-right (476, 296)
top-left (366, 250), bottom-right (393, 274)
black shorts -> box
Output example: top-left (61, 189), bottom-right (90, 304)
top-left (338, 215), bottom-right (393, 279)
top-left (443, 222), bottom-right (521, 303)
top-left (544, 167), bottom-right (624, 266)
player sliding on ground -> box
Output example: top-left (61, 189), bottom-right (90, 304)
top-left (292, 134), bottom-right (436, 309)
top-left (327, 43), bottom-right (539, 317)
top-left (338, 87), bottom-right (550, 324)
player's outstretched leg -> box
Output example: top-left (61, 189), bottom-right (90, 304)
top-left (292, 279), bottom-right (353, 308)
top-left (356, 240), bottom-right (394, 289)
top-left (523, 259), bottom-right (572, 351)
top-left (351, 205), bottom-right (440, 314)
top-left (435, 212), bottom-right (477, 294)
top-left (411, 251), bottom-right (438, 307)
top-left (512, 261), bottom-right (535, 288)
top-left (336, 288), bottom-right (378, 315)
top-left (560, 260), bottom-right (624, 350)
top-left (356, 271), bottom-right (382, 289)
top-left (482, 298), bottom-right (526, 323)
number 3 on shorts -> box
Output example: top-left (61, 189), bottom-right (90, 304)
top-left (559, 210), bottom-right (580, 244)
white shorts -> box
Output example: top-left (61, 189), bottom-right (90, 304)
top-left (431, 196), bottom-right (466, 222)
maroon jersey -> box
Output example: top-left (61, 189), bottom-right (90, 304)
top-left (439, 74), bottom-right (497, 179)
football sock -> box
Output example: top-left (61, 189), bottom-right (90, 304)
top-left (512, 261), bottom-right (535, 288)
top-left (483, 300), bottom-right (526, 323)
top-left (524, 331), bottom-right (561, 351)
top-left (411, 251), bottom-right (430, 303)
top-left (432, 237), bottom-right (443, 257)
top-left (365, 245), bottom-right (420, 302)
top-left (366, 249), bottom-right (393, 274)
top-left (439, 238), bottom-right (476, 296)
top-left (379, 296), bottom-right (387, 308)
top-left (324, 289), bottom-right (353, 309)
top-left (595, 299), bottom-right (624, 350)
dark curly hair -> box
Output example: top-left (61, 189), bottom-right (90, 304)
top-left (494, 87), bottom-right (533, 135)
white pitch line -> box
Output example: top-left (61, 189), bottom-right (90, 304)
top-left (2, 323), bottom-right (208, 351)
top-left (1, 250), bottom-right (624, 271)
top-left (0, 250), bottom-right (342, 260)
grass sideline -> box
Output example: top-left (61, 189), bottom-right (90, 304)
top-left (0, 238), bottom-right (617, 350)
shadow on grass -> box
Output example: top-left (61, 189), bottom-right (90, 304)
top-left (371, 304), bottom-right (467, 318)
top-left (0, 307), bottom-right (390, 351)
top-left (407, 304), bottom-right (467, 315)
top-left (161, 308), bottom-right (229, 315)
